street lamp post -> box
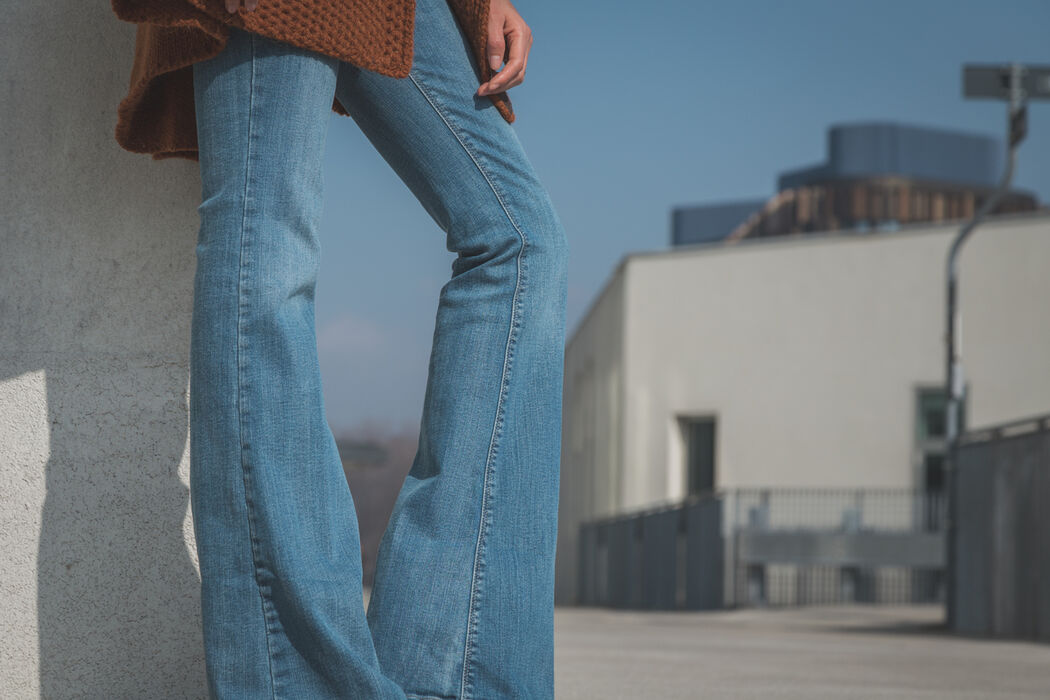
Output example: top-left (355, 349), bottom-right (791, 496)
top-left (944, 64), bottom-right (1050, 629)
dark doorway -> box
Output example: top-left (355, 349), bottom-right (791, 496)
top-left (681, 416), bottom-right (717, 496)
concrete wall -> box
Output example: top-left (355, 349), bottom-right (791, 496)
top-left (625, 213), bottom-right (1050, 499)
top-left (1, 4), bottom-right (206, 697)
top-left (556, 269), bottom-right (627, 603)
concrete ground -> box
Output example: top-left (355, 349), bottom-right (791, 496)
top-left (554, 604), bottom-right (1050, 699)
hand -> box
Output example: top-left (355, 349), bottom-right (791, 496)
top-left (477, 0), bottom-right (533, 96)
top-left (225, 0), bottom-right (259, 12)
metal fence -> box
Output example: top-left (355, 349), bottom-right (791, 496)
top-left (952, 414), bottom-right (1050, 642)
top-left (578, 488), bottom-right (946, 610)
top-left (577, 495), bottom-right (723, 609)
top-left (726, 488), bottom-right (946, 607)
top-left (726, 488), bottom-right (946, 532)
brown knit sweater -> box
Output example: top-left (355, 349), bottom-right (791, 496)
top-left (110, 0), bottom-right (514, 161)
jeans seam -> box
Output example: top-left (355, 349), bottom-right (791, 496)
top-left (235, 31), bottom-right (280, 700)
top-left (405, 72), bottom-right (529, 700)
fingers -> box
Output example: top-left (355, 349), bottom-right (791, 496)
top-left (477, 28), bottom-right (531, 95)
top-left (477, 13), bottom-right (533, 96)
top-left (485, 12), bottom-right (506, 73)
top-left (494, 28), bottom-right (528, 91)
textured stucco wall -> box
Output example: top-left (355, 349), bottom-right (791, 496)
top-left (1, 3), bottom-right (206, 697)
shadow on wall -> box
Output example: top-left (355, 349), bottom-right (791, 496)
top-left (2, 3), bottom-right (204, 697)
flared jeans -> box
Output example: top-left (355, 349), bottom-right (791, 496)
top-left (188, 1), bottom-right (569, 697)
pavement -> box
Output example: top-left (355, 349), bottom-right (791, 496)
top-left (554, 604), bottom-right (1050, 699)
top-left (361, 589), bottom-right (1049, 698)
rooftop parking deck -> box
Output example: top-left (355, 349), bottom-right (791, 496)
top-left (554, 605), bottom-right (1050, 699)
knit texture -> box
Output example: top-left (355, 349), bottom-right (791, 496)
top-left (111, 0), bottom-right (515, 161)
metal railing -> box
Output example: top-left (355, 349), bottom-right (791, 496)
top-left (577, 487), bottom-right (947, 610)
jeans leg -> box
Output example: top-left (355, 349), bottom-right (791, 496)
top-left (334, 1), bottom-right (570, 698)
top-left (190, 26), bottom-right (406, 700)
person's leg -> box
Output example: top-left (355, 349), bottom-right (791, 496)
top-left (190, 25), bottom-right (406, 700)
top-left (334, 1), bottom-right (569, 698)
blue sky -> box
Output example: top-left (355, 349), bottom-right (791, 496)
top-left (315, 0), bottom-right (1050, 433)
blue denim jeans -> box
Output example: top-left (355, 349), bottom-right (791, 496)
top-left (188, 1), bottom-right (569, 697)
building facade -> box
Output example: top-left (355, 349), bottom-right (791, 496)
top-left (556, 212), bottom-right (1050, 604)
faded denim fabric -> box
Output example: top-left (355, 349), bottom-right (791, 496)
top-left (188, 0), bottom-right (568, 698)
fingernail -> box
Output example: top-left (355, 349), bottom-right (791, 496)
top-left (489, 55), bottom-right (501, 71)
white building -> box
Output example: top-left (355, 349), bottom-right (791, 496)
top-left (556, 212), bottom-right (1050, 604)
